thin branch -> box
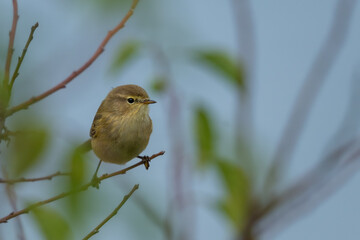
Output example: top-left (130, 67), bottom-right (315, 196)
top-left (0, 171), bottom-right (70, 184)
top-left (266, 0), bottom-right (357, 191)
top-left (5, 0), bottom-right (139, 117)
top-left (9, 23), bottom-right (39, 92)
top-left (3, 0), bottom-right (19, 86)
top-left (1, 167), bottom-right (26, 240)
top-left (0, 151), bottom-right (164, 224)
top-left (100, 151), bottom-right (165, 180)
top-left (82, 184), bottom-right (139, 240)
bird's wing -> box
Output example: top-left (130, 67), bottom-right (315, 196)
top-left (90, 101), bottom-right (106, 138)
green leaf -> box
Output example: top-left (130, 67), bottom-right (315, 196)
top-left (69, 147), bottom-right (86, 187)
top-left (110, 40), bottom-right (141, 73)
top-left (63, 144), bottom-right (89, 219)
top-left (215, 159), bottom-right (250, 230)
top-left (150, 75), bottom-right (168, 94)
top-left (194, 107), bottom-right (215, 167)
top-left (32, 206), bottom-right (73, 240)
top-left (195, 50), bottom-right (245, 91)
top-left (10, 127), bottom-right (49, 176)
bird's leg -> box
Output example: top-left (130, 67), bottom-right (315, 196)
top-left (137, 155), bottom-right (151, 170)
top-left (91, 160), bottom-right (102, 188)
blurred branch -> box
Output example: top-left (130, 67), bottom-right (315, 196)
top-left (0, 151), bottom-right (164, 223)
top-left (132, 194), bottom-right (173, 239)
top-left (9, 22), bottom-right (39, 92)
top-left (3, 0), bottom-right (19, 86)
top-left (232, 0), bottom-right (256, 78)
top-left (256, 135), bottom-right (360, 224)
top-left (266, 0), bottom-right (357, 191)
top-left (232, 0), bottom-right (256, 140)
top-left (257, 141), bottom-right (360, 236)
top-left (4, 0), bottom-right (140, 117)
top-left (231, 0), bottom-right (256, 116)
top-left (255, 75), bottom-right (360, 235)
top-left (0, 171), bottom-right (70, 184)
top-left (82, 184), bottom-right (139, 240)
top-left (152, 45), bottom-right (193, 239)
top-left (133, 195), bottom-right (163, 228)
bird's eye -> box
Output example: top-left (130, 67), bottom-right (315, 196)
top-left (127, 98), bottom-right (135, 104)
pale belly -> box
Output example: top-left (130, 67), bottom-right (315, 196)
top-left (91, 116), bottom-right (152, 164)
top-left (91, 137), bottom-right (148, 164)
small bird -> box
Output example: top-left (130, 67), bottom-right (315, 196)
top-left (90, 84), bottom-right (156, 165)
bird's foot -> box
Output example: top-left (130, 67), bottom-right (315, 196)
top-left (90, 175), bottom-right (101, 189)
top-left (90, 160), bottom-right (102, 189)
top-left (137, 155), bottom-right (151, 170)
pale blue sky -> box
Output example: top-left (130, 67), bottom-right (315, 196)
top-left (1, 0), bottom-right (360, 239)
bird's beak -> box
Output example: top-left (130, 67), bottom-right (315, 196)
top-left (142, 99), bottom-right (157, 104)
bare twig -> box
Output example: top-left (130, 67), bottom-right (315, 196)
top-left (266, 0), bottom-right (357, 191)
top-left (0, 182), bottom-right (90, 224)
top-left (3, 0), bottom-right (19, 86)
top-left (0, 151), bottom-right (164, 223)
top-left (5, 0), bottom-right (139, 117)
top-left (82, 184), bottom-right (139, 240)
top-left (1, 167), bottom-right (26, 240)
top-left (0, 171), bottom-right (70, 184)
top-left (100, 151), bottom-right (165, 180)
top-left (9, 23), bottom-right (39, 92)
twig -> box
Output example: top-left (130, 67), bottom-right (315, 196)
top-left (0, 171), bottom-right (70, 184)
top-left (0, 151), bottom-right (164, 223)
top-left (9, 23), bottom-right (39, 92)
top-left (266, 0), bottom-right (357, 191)
top-left (1, 167), bottom-right (26, 240)
top-left (82, 184), bottom-right (139, 240)
top-left (3, 0), bottom-right (19, 86)
top-left (100, 151), bottom-right (165, 180)
top-left (4, 0), bottom-right (139, 117)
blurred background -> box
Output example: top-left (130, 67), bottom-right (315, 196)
top-left (1, 0), bottom-right (360, 239)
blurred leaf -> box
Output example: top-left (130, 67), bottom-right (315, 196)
top-left (69, 147), bottom-right (86, 187)
top-left (194, 106), bottom-right (215, 167)
top-left (150, 75), bottom-right (168, 94)
top-left (10, 127), bottom-right (49, 176)
top-left (32, 206), bottom-right (73, 240)
top-left (110, 40), bottom-right (141, 74)
top-left (215, 159), bottom-right (250, 230)
top-left (195, 50), bottom-right (245, 91)
top-left (64, 144), bottom-right (89, 219)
